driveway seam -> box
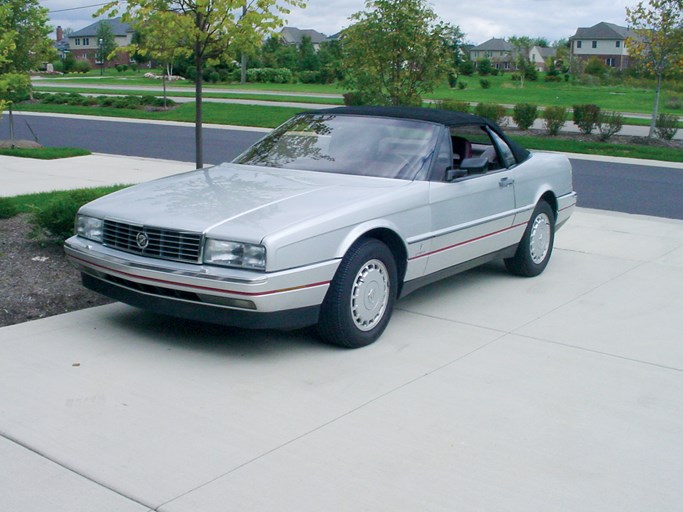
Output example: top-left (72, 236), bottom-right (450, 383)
top-left (0, 431), bottom-right (156, 511)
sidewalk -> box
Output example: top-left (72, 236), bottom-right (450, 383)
top-left (1, 154), bottom-right (682, 511)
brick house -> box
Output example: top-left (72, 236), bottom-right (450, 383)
top-left (469, 38), bottom-right (516, 71)
top-left (68, 18), bottom-right (135, 68)
top-left (569, 22), bottom-right (635, 70)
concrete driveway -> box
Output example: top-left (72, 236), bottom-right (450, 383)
top-left (2, 206), bottom-right (683, 511)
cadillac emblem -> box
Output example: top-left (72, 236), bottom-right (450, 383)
top-left (135, 232), bottom-right (149, 249)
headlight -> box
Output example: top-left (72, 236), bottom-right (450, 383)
top-left (204, 239), bottom-right (266, 270)
top-left (76, 215), bottom-right (104, 242)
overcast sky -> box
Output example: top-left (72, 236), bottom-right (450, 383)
top-left (44, 0), bottom-right (633, 44)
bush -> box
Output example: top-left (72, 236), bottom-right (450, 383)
top-left (665, 96), bottom-right (682, 110)
top-left (584, 56), bottom-right (606, 77)
top-left (459, 61), bottom-right (475, 76)
top-left (72, 60), bottom-right (91, 74)
top-left (479, 79), bottom-right (491, 89)
top-left (447, 72), bottom-right (457, 88)
top-left (491, 68), bottom-right (500, 76)
top-left (436, 99), bottom-right (470, 113)
top-left (474, 103), bottom-right (507, 125)
top-left (477, 58), bottom-right (492, 76)
top-left (0, 198), bottom-right (18, 219)
top-left (298, 70), bottom-right (322, 84)
top-left (654, 113), bottom-right (679, 140)
top-left (115, 64), bottom-right (128, 73)
top-left (573, 104), bottom-right (601, 134)
top-left (343, 92), bottom-right (369, 106)
top-left (246, 67), bottom-right (293, 83)
top-left (31, 189), bottom-right (108, 242)
top-left (544, 75), bottom-right (562, 82)
top-left (542, 106), bottom-right (567, 136)
top-left (597, 111), bottom-right (624, 141)
top-left (457, 81), bottom-right (468, 90)
top-left (512, 103), bottom-right (538, 130)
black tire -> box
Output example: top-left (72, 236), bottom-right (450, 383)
top-left (505, 200), bottom-right (555, 277)
top-left (318, 238), bottom-right (398, 348)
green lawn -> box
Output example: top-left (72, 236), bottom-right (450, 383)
top-left (0, 147), bottom-right (91, 159)
top-left (35, 74), bottom-right (683, 116)
top-left (15, 101), bottom-right (301, 127)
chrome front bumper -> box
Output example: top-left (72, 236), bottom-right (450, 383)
top-left (65, 236), bottom-right (340, 329)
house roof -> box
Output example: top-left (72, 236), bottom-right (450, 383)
top-left (280, 27), bottom-right (328, 45)
top-left (570, 22), bottom-right (634, 40)
top-left (70, 17), bottom-right (132, 38)
top-left (471, 38), bottom-right (513, 52)
top-left (534, 46), bottom-right (556, 58)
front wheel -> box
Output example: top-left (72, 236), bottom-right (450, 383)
top-left (318, 239), bottom-right (398, 348)
top-left (505, 200), bottom-right (555, 277)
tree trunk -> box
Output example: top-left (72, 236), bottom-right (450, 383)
top-left (162, 66), bottom-right (168, 109)
top-left (194, 35), bottom-right (203, 169)
top-left (240, 52), bottom-right (247, 84)
top-left (649, 73), bottom-right (662, 138)
top-left (9, 105), bottom-right (15, 148)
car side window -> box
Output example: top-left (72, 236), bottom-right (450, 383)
top-left (431, 128), bottom-right (453, 181)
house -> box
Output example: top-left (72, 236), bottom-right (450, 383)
top-left (569, 22), bottom-right (635, 69)
top-left (469, 38), bottom-right (515, 70)
top-left (529, 46), bottom-right (557, 72)
top-left (68, 18), bottom-right (134, 68)
top-left (279, 27), bottom-right (328, 50)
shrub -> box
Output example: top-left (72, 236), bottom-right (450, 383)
top-left (542, 106), bottom-right (567, 136)
top-left (436, 99), bottom-right (470, 113)
top-left (72, 60), bottom-right (91, 74)
top-left (457, 81), bottom-right (468, 90)
top-left (479, 79), bottom-right (491, 89)
top-left (512, 103), bottom-right (538, 130)
top-left (246, 67), bottom-right (293, 83)
top-left (115, 64), bottom-right (128, 73)
top-left (474, 103), bottom-right (507, 125)
top-left (654, 113), bottom-right (679, 140)
top-left (298, 70), bottom-right (322, 84)
top-left (544, 75), bottom-right (562, 82)
top-left (459, 60), bottom-right (475, 76)
top-left (30, 189), bottom-right (109, 242)
top-left (343, 92), bottom-right (369, 106)
top-left (597, 111), bottom-right (623, 141)
top-left (447, 72), bottom-right (457, 88)
top-left (573, 104), bottom-right (601, 134)
top-left (0, 198), bottom-right (18, 219)
top-left (584, 56), bottom-right (606, 77)
top-left (491, 68), bottom-right (500, 76)
top-left (665, 96), bottom-right (682, 110)
top-left (477, 58), bottom-right (492, 76)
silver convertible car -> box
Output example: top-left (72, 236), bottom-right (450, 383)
top-left (65, 106), bottom-right (576, 348)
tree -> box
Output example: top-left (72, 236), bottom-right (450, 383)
top-left (342, 0), bottom-right (456, 106)
top-left (0, 0), bottom-right (54, 74)
top-left (298, 35), bottom-right (319, 71)
top-left (626, 0), bottom-right (683, 137)
top-left (0, 73), bottom-right (31, 145)
top-left (124, 14), bottom-right (193, 107)
top-left (96, 21), bottom-right (118, 74)
top-left (508, 35), bottom-right (534, 87)
top-left (97, 0), bottom-right (305, 169)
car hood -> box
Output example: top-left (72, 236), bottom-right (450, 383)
top-left (80, 163), bottom-right (410, 244)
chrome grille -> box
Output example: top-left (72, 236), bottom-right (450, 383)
top-left (102, 220), bottom-right (202, 263)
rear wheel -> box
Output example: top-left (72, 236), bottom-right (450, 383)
top-left (505, 200), bottom-right (555, 277)
top-left (318, 239), bottom-right (397, 348)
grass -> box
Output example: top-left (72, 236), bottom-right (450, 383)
top-left (0, 185), bottom-right (127, 219)
top-left (14, 101), bottom-right (301, 128)
top-left (35, 73), bottom-right (683, 115)
top-left (33, 86), bottom-right (344, 105)
top-left (511, 135), bottom-right (683, 163)
top-left (0, 147), bottom-right (91, 159)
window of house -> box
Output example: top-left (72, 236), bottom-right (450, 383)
top-left (576, 41), bottom-right (582, 49)
top-left (592, 41), bottom-right (597, 49)
top-left (83, 38), bottom-right (90, 46)
top-left (75, 38), bottom-right (81, 46)
top-left (616, 40), bottom-right (621, 48)
top-left (606, 58), bottom-right (616, 67)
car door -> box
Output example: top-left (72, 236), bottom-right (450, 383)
top-left (422, 127), bottom-right (520, 275)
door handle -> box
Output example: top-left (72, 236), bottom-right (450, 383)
top-left (499, 177), bottom-right (515, 187)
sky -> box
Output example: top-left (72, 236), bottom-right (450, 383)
top-left (43, 0), bottom-right (634, 45)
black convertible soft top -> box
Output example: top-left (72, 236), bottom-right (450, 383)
top-left (302, 106), bottom-right (530, 163)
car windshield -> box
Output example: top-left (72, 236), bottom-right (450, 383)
top-left (234, 114), bottom-right (440, 180)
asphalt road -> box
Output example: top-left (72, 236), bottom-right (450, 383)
top-left (3, 113), bottom-right (682, 220)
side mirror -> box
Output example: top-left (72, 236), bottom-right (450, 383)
top-left (460, 156), bottom-right (489, 174)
